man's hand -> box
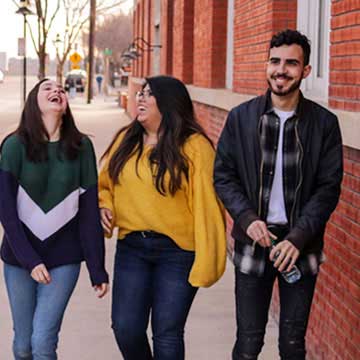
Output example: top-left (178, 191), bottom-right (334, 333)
top-left (246, 220), bottom-right (276, 248)
top-left (227, 236), bottom-right (235, 259)
top-left (93, 283), bottom-right (109, 299)
top-left (100, 208), bottom-right (113, 234)
top-left (31, 263), bottom-right (51, 284)
top-left (270, 240), bottom-right (300, 272)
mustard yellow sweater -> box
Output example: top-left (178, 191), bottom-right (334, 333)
top-left (98, 132), bottom-right (226, 287)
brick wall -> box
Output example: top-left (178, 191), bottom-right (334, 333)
top-left (329, 1), bottom-right (360, 112)
top-left (130, 2), bottom-right (360, 357)
top-left (193, 102), bottom-right (228, 145)
top-left (233, 0), bottom-right (297, 95)
top-left (172, 0), bottom-right (194, 83)
top-left (308, 146), bottom-right (360, 359)
top-left (160, 0), bottom-right (174, 75)
top-left (268, 146), bottom-right (360, 360)
top-left (193, 0), bottom-right (228, 88)
top-left (143, 0), bottom-right (151, 77)
top-left (133, 3), bottom-right (140, 77)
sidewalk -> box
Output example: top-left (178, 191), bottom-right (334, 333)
top-left (0, 95), bottom-right (279, 359)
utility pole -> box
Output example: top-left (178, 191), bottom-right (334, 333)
top-left (16, 0), bottom-right (33, 106)
top-left (87, 0), bottom-right (96, 104)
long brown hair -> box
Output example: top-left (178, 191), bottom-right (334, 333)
top-left (0, 79), bottom-right (84, 162)
top-left (101, 75), bottom-right (212, 196)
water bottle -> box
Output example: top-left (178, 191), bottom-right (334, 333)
top-left (271, 240), bottom-right (302, 283)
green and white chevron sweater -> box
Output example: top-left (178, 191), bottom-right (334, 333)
top-left (0, 134), bottom-right (108, 286)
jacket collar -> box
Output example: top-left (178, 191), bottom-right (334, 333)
top-left (261, 88), bottom-right (306, 119)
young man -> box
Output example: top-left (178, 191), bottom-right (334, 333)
top-left (214, 29), bottom-right (343, 360)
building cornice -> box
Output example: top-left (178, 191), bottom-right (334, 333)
top-left (187, 85), bottom-right (360, 151)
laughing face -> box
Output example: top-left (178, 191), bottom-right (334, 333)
top-left (135, 84), bottom-right (162, 131)
top-left (266, 44), bottom-right (311, 97)
top-left (37, 80), bottom-right (67, 116)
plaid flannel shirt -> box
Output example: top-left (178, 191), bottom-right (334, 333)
top-left (232, 108), bottom-right (324, 276)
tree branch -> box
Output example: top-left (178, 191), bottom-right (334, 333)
top-left (27, 21), bottom-right (40, 56)
top-left (46, 0), bottom-right (60, 36)
top-left (97, 1), bottom-right (127, 15)
top-left (11, 0), bottom-right (19, 9)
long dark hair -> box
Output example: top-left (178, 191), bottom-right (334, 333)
top-left (102, 75), bottom-right (212, 196)
top-left (0, 78), bottom-right (84, 162)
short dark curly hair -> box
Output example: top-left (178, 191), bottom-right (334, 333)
top-left (269, 29), bottom-right (311, 66)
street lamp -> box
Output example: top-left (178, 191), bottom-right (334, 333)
top-left (120, 38), bottom-right (161, 64)
top-left (131, 37), bottom-right (162, 52)
top-left (16, 0), bottom-right (34, 104)
top-left (53, 33), bottom-right (62, 84)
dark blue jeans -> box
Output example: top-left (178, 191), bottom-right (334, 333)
top-left (233, 258), bottom-right (317, 360)
top-left (111, 232), bottom-right (198, 360)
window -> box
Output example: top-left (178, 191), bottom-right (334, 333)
top-left (153, 0), bottom-right (161, 75)
top-left (226, 0), bottom-right (234, 89)
top-left (297, 0), bottom-right (330, 100)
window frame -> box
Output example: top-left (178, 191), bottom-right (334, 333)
top-left (297, 0), bottom-right (330, 101)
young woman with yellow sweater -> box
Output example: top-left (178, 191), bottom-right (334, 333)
top-left (99, 75), bottom-right (226, 360)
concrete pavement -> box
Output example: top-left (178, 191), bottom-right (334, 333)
top-left (0, 78), bottom-right (279, 359)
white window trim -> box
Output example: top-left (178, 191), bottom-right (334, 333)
top-left (153, 0), bottom-right (161, 75)
top-left (297, 0), bottom-right (330, 102)
top-left (226, 0), bottom-right (234, 90)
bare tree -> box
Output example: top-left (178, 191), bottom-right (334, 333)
top-left (55, 0), bottom-right (128, 84)
top-left (12, 0), bottom-right (128, 81)
top-left (12, 0), bottom-right (61, 79)
top-left (94, 12), bottom-right (132, 66)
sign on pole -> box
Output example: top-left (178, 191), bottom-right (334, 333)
top-left (70, 52), bottom-right (82, 64)
top-left (104, 48), bottom-right (112, 56)
top-left (70, 52), bottom-right (82, 70)
top-left (18, 38), bottom-right (25, 56)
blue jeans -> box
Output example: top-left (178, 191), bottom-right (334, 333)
top-left (111, 232), bottom-right (198, 360)
top-left (4, 263), bottom-right (81, 360)
top-left (232, 259), bottom-right (317, 360)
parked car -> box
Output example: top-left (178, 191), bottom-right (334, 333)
top-left (64, 70), bottom-right (87, 92)
top-left (0, 70), bottom-right (4, 83)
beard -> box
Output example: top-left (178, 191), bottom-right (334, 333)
top-left (267, 73), bottom-right (303, 97)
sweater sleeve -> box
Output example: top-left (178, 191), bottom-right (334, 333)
top-left (187, 135), bottom-right (227, 287)
top-left (98, 158), bottom-right (115, 215)
top-left (0, 136), bottom-right (43, 271)
top-left (78, 137), bottom-right (109, 286)
top-left (98, 133), bottom-right (125, 237)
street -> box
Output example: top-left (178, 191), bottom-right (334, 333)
top-left (0, 76), bottom-right (277, 359)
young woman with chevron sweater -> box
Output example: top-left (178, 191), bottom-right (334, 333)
top-left (0, 79), bottom-right (109, 359)
top-left (99, 75), bottom-right (226, 360)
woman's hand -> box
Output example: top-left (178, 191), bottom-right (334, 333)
top-left (31, 263), bottom-right (51, 284)
top-left (94, 283), bottom-right (109, 298)
top-left (100, 208), bottom-right (113, 234)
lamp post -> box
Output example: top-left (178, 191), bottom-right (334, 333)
top-left (16, 0), bottom-right (34, 105)
top-left (87, 0), bottom-right (96, 104)
top-left (53, 33), bottom-right (62, 84)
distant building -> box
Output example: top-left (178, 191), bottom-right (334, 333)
top-left (8, 57), bottom-right (58, 77)
top-left (0, 52), bottom-right (7, 72)
top-left (8, 57), bottom-right (39, 76)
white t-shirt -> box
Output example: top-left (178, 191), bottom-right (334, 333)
top-left (266, 108), bottom-right (295, 225)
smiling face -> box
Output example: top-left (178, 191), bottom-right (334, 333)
top-left (37, 80), bottom-right (67, 116)
top-left (266, 44), bottom-right (311, 97)
top-left (135, 84), bottom-right (162, 132)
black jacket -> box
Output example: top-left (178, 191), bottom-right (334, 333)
top-left (214, 90), bottom-right (343, 254)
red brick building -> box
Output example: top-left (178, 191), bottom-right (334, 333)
top-left (128, 1), bottom-right (360, 359)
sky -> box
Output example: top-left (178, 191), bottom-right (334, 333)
top-left (0, 0), bottom-right (134, 63)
